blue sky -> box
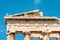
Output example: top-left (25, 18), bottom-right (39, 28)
top-left (0, 0), bottom-right (60, 40)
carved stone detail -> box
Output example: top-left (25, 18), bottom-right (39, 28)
top-left (4, 10), bottom-right (60, 40)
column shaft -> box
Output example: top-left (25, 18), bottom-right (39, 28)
top-left (24, 34), bottom-right (30, 40)
top-left (24, 33), bottom-right (30, 40)
top-left (7, 33), bottom-right (15, 40)
top-left (40, 38), bottom-right (43, 40)
top-left (43, 34), bottom-right (49, 40)
top-left (40, 34), bottom-right (43, 40)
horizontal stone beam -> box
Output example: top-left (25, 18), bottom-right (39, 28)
top-left (8, 25), bottom-right (60, 33)
top-left (5, 17), bottom-right (57, 20)
top-left (16, 27), bottom-right (60, 32)
top-left (50, 33), bottom-right (60, 38)
top-left (31, 33), bottom-right (43, 38)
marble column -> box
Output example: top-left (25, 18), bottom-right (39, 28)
top-left (39, 35), bottom-right (43, 40)
top-left (40, 38), bottom-right (43, 40)
top-left (43, 34), bottom-right (49, 40)
top-left (7, 33), bottom-right (15, 40)
top-left (24, 32), bottom-right (31, 40)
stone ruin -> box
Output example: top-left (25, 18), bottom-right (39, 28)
top-left (4, 10), bottom-right (60, 40)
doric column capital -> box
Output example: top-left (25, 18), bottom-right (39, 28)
top-left (56, 38), bottom-right (60, 40)
top-left (24, 32), bottom-right (31, 35)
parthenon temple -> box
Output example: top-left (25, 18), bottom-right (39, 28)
top-left (4, 10), bottom-right (60, 40)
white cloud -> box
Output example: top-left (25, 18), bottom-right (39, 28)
top-left (34, 0), bottom-right (41, 4)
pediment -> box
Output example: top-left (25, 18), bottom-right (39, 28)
top-left (5, 10), bottom-right (43, 17)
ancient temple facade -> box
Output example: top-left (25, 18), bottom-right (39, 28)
top-left (4, 10), bottom-right (60, 40)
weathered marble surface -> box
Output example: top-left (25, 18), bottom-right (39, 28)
top-left (4, 10), bottom-right (60, 40)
